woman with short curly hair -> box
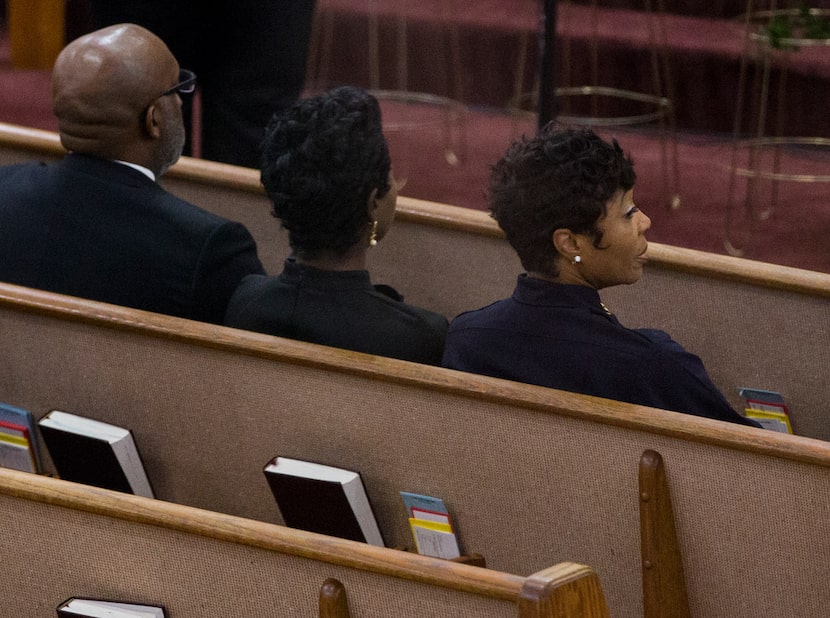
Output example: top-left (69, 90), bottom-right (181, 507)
top-left (442, 126), bottom-right (759, 427)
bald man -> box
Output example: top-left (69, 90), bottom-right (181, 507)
top-left (0, 24), bottom-right (265, 324)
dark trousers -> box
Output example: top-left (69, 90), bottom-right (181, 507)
top-left (91, 0), bottom-right (317, 168)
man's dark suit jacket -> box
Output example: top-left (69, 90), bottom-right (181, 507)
top-left (0, 154), bottom-right (265, 324)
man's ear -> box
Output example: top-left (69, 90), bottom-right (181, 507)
top-left (552, 228), bottom-right (582, 261)
top-left (143, 104), bottom-right (162, 139)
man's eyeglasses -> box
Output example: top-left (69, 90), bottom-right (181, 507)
top-left (160, 69), bottom-right (197, 98)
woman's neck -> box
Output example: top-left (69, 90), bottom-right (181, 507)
top-left (295, 245), bottom-right (368, 272)
top-left (526, 269), bottom-right (595, 289)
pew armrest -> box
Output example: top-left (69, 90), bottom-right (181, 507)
top-left (639, 449), bottom-right (691, 618)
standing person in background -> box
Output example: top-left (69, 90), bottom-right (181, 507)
top-left (225, 86), bottom-right (449, 365)
top-left (442, 126), bottom-right (760, 427)
top-left (90, 0), bottom-right (317, 167)
top-left (0, 24), bottom-right (265, 324)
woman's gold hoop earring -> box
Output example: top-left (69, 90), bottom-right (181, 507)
top-left (369, 220), bottom-right (378, 247)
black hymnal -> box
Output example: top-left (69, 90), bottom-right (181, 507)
top-left (263, 456), bottom-right (384, 546)
top-left (38, 411), bottom-right (154, 498)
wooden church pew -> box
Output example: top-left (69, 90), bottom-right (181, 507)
top-left (0, 467), bottom-right (610, 617)
top-left (0, 282), bottom-right (828, 617)
top-left (1, 120), bottom-right (828, 442)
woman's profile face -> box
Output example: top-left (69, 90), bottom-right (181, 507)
top-left (577, 189), bottom-right (651, 289)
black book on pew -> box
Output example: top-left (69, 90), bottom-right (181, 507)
top-left (57, 597), bottom-right (166, 617)
top-left (263, 456), bottom-right (385, 547)
top-left (38, 411), bottom-right (154, 498)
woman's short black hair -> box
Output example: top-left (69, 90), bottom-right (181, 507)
top-left (260, 85), bottom-right (392, 258)
top-left (489, 125), bottom-right (636, 275)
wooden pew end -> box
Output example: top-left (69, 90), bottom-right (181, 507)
top-left (518, 563), bottom-right (610, 618)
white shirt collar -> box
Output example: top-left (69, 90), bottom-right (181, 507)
top-left (114, 160), bottom-right (156, 182)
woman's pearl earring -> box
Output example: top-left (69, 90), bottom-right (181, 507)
top-left (368, 220), bottom-right (378, 247)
